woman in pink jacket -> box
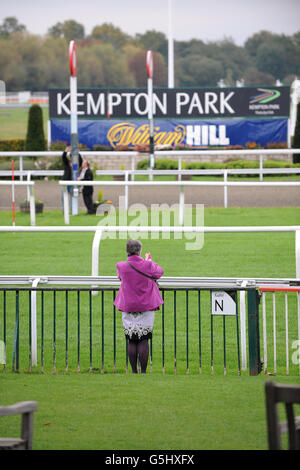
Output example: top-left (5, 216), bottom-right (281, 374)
top-left (114, 239), bottom-right (164, 373)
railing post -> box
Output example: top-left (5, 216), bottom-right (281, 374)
top-left (62, 184), bottom-right (70, 225)
top-left (19, 155), bottom-right (23, 181)
top-left (223, 170), bottom-right (228, 208)
top-left (131, 154), bottom-right (135, 181)
top-left (91, 229), bottom-right (102, 295)
top-left (247, 289), bottom-right (262, 375)
top-left (28, 184), bottom-right (36, 226)
top-left (31, 278), bottom-right (40, 366)
top-left (296, 230), bottom-right (300, 278)
top-left (179, 185), bottom-right (184, 226)
top-left (259, 154), bottom-right (263, 182)
top-left (26, 172), bottom-right (31, 201)
top-left (239, 281), bottom-right (248, 371)
top-left (125, 171), bottom-right (129, 211)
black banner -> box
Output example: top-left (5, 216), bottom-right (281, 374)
top-left (49, 86), bottom-right (290, 119)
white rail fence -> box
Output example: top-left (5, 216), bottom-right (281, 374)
top-left (0, 224), bottom-right (299, 369)
top-left (0, 181), bottom-right (36, 225)
top-left (259, 286), bottom-right (300, 376)
top-left (1, 148), bottom-right (300, 181)
top-left (59, 179), bottom-right (300, 224)
top-left (0, 274), bottom-right (299, 375)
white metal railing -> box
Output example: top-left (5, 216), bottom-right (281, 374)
top-left (59, 178), bottom-right (300, 224)
top-left (0, 148), bottom-right (300, 180)
top-left (0, 181), bottom-right (36, 225)
top-left (1, 274), bottom-right (299, 374)
top-left (259, 286), bottom-right (300, 376)
top-left (1, 167), bottom-right (300, 181)
top-left (2, 223), bottom-right (299, 368)
top-left (1, 224), bottom-right (300, 278)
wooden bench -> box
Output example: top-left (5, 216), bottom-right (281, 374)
top-left (0, 401), bottom-right (38, 450)
top-left (265, 381), bottom-right (300, 450)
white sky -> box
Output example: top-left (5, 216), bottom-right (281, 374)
top-left (0, 0), bottom-right (299, 46)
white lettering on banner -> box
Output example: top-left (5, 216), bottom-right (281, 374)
top-left (205, 92), bottom-right (219, 114)
top-left (153, 93), bottom-right (167, 115)
top-left (76, 93), bottom-right (85, 115)
top-left (108, 93), bottom-right (122, 116)
top-left (176, 91), bottom-right (234, 116)
top-left (134, 93), bottom-right (148, 115)
top-left (87, 93), bottom-right (105, 115)
top-left (176, 93), bottom-right (190, 114)
top-left (186, 125), bottom-right (230, 146)
top-left (55, 90), bottom-right (236, 117)
top-left (57, 93), bottom-right (70, 115)
top-left (220, 91), bottom-right (235, 113)
top-left (121, 93), bottom-right (135, 115)
top-left (188, 93), bottom-right (204, 114)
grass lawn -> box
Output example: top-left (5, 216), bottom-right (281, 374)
top-left (0, 373), bottom-right (299, 450)
top-left (0, 207), bottom-right (299, 450)
top-left (0, 106), bottom-right (49, 140)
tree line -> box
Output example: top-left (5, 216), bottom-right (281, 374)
top-left (1, 16), bottom-right (300, 91)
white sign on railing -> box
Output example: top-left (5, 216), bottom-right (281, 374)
top-left (211, 291), bottom-right (237, 316)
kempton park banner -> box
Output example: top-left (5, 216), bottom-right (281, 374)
top-left (49, 86), bottom-right (290, 149)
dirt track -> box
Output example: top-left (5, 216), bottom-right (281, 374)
top-left (0, 180), bottom-right (300, 211)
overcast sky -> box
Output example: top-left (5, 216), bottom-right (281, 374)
top-left (1, 0), bottom-right (300, 46)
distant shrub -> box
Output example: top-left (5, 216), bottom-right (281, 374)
top-left (25, 104), bottom-right (45, 151)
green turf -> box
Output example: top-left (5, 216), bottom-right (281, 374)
top-left (0, 107), bottom-right (49, 140)
top-left (0, 207), bottom-right (299, 450)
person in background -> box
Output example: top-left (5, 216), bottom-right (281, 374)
top-left (77, 159), bottom-right (95, 214)
top-left (61, 145), bottom-right (82, 210)
top-left (114, 239), bottom-right (164, 374)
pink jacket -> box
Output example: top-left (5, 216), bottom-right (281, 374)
top-left (113, 255), bottom-right (164, 312)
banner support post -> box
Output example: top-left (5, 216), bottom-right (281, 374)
top-left (147, 51), bottom-right (155, 173)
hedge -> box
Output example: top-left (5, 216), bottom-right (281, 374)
top-left (137, 158), bottom-right (300, 174)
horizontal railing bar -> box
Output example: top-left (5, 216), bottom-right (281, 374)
top-left (0, 276), bottom-right (298, 289)
top-left (1, 149), bottom-right (300, 157)
top-left (59, 180), bottom-right (300, 187)
top-left (0, 181), bottom-right (34, 186)
top-left (0, 225), bottom-right (299, 232)
top-left (1, 168), bottom-right (300, 177)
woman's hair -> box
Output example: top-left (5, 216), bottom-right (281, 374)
top-left (126, 239), bottom-right (142, 256)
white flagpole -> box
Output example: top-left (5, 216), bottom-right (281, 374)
top-left (168, 0), bottom-right (174, 88)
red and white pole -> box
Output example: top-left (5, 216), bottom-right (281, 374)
top-left (69, 40), bottom-right (79, 215)
top-left (12, 160), bottom-right (15, 226)
top-left (146, 50), bottom-right (155, 171)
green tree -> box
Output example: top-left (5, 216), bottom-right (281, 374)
top-left (243, 66), bottom-right (275, 86)
top-left (25, 104), bottom-right (45, 151)
top-left (79, 43), bottom-right (135, 87)
top-left (129, 50), bottom-right (167, 87)
top-left (136, 30), bottom-right (168, 58)
top-left (0, 37), bottom-right (27, 90)
top-left (48, 20), bottom-right (85, 42)
top-left (244, 30), bottom-right (277, 58)
top-left (0, 16), bottom-right (26, 37)
top-left (177, 55), bottom-right (222, 87)
top-left (256, 41), bottom-right (286, 80)
top-left (91, 23), bottom-right (130, 48)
